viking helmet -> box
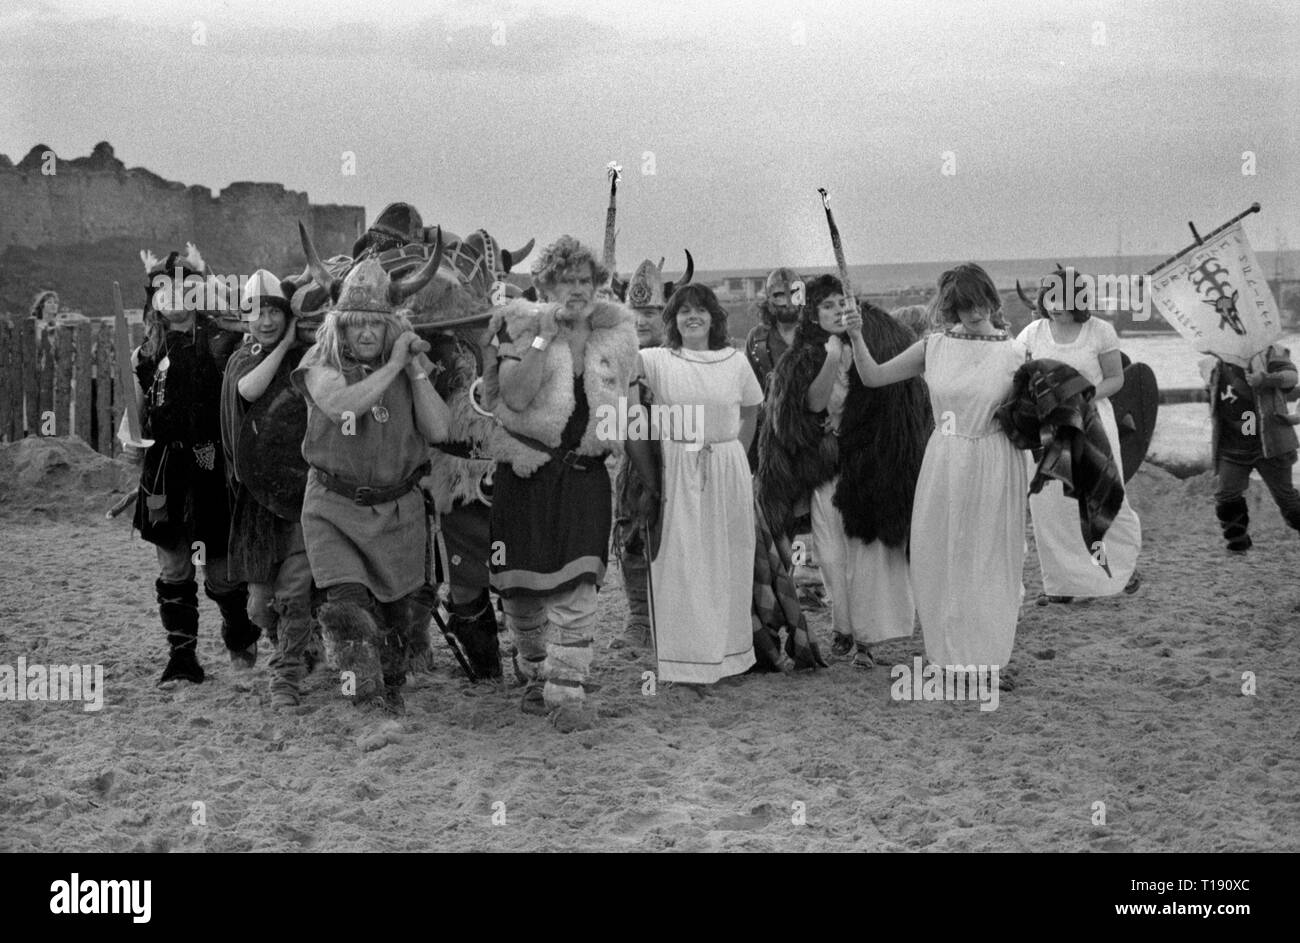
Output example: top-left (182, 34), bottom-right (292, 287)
top-left (301, 221), bottom-right (444, 315)
top-left (764, 267), bottom-right (801, 302)
top-left (239, 269), bottom-right (292, 321)
top-left (622, 251), bottom-right (695, 308)
top-left (351, 202), bottom-right (425, 258)
top-left (1016, 263), bottom-right (1089, 319)
top-left (627, 259), bottom-right (665, 309)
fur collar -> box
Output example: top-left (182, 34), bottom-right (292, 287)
top-left (493, 300), bottom-right (640, 474)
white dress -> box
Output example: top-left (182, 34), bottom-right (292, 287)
top-left (812, 344), bottom-right (915, 646)
top-left (641, 347), bottom-right (762, 683)
top-left (910, 331), bottom-right (1028, 669)
top-left (1016, 318), bottom-right (1142, 596)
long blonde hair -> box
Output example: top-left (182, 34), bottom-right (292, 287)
top-left (300, 308), bottom-right (414, 374)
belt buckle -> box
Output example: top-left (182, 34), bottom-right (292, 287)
top-left (353, 485), bottom-right (376, 505)
top-left (561, 450), bottom-right (584, 469)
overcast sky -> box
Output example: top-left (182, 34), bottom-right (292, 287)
top-left (2, 0), bottom-right (1296, 271)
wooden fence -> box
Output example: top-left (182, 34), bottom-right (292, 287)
top-left (0, 319), bottom-right (145, 457)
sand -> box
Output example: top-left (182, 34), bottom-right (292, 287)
top-left (1, 437), bottom-right (1297, 852)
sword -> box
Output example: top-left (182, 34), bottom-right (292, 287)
top-left (422, 491), bottom-right (481, 682)
top-left (105, 491), bottom-right (138, 519)
top-left (112, 282), bottom-right (146, 445)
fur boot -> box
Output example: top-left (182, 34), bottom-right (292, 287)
top-left (543, 636), bottom-right (595, 733)
top-left (317, 601), bottom-right (386, 708)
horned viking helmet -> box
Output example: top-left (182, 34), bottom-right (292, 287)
top-left (300, 221), bottom-right (444, 314)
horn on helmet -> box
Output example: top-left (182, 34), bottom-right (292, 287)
top-left (501, 238), bottom-right (535, 274)
top-left (1015, 279), bottom-right (1037, 312)
top-left (299, 222), bottom-right (340, 296)
top-left (679, 249), bottom-right (694, 286)
top-left (388, 226), bottom-right (445, 303)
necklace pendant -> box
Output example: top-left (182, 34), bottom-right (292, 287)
top-left (371, 405), bottom-right (390, 423)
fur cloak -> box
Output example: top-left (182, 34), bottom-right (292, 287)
top-left (756, 304), bottom-right (931, 547)
top-left (491, 299), bottom-right (640, 476)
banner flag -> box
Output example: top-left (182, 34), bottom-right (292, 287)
top-left (1149, 221), bottom-right (1281, 366)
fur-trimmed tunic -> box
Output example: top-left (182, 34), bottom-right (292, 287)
top-left (488, 300), bottom-right (640, 598)
top-left (492, 300), bottom-right (640, 474)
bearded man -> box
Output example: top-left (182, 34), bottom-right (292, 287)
top-left (745, 267), bottom-right (803, 470)
top-left (488, 236), bottom-right (640, 732)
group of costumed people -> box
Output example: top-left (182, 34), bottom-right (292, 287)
top-left (117, 192), bottom-right (1300, 733)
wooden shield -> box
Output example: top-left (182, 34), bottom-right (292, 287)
top-left (1111, 352), bottom-right (1159, 482)
top-left (235, 384), bottom-right (309, 520)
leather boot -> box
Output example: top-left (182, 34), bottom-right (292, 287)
top-left (158, 578), bottom-right (204, 684)
top-left (267, 615), bottom-right (314, 707)
top-left (617, 549), bottom-right (652, 649)
top-left (206, 583), bottom-right (261, 668)
top-left (448, 591), bottom-right (503, 681)
top-left (1216, 497), bottom-right (1252, 552)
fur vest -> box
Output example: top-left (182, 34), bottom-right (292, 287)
top-left (493, 300), bottom-right (640, 475)
top-left (757, 305), bottom-right (931, 546)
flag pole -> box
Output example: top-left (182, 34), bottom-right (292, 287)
top-left (1145, 203), bottom-right (1261, 277)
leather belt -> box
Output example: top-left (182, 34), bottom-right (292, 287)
top-left (507, 430), bottom-right (604, 471)
top-left (314, 461), bottom-right (431, 506)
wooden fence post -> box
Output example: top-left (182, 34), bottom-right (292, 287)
top-left (96, 321), bottom-right (114, 454)
top-left (22, 322), bottom-right (37, 439)
top-left (37, 329), bottom-right (54, 437)
top-left (74, 321), bottom-right (93, 443)
top-left (0, 321), bottom-right (12, 441)
top-left (54, 326), bottom-right (73, 437)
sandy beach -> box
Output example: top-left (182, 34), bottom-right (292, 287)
top-left (1, 437), bottom-right (1296, 853)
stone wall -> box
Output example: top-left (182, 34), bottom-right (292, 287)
top-left (0, 142), bottom-right (363, 318)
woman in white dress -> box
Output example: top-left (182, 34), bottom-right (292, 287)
top-left (637, 284), bottom-right (762, 684)
top-left (1017, 284), bottom-right (1142, 603)
top-left (850, 264), bottom-right (1028, 673)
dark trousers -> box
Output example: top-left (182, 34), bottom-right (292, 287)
top-left (1215, 455), bottom-right (1300, 524)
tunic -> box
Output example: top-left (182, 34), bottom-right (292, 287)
top-left (641, 347), bottom-right (761, 683)
top-left (1017, 318), bottom-right (1142, 596)
top-left (291, 360), bottom-right (429, 603)
top-left (489, 374), bottom-right (613, 598)
top-left (910, 331), bottom-right (1028, 669)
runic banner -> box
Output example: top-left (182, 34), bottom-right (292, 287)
top-left (1149, 222), bottom-right (1281, 366)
